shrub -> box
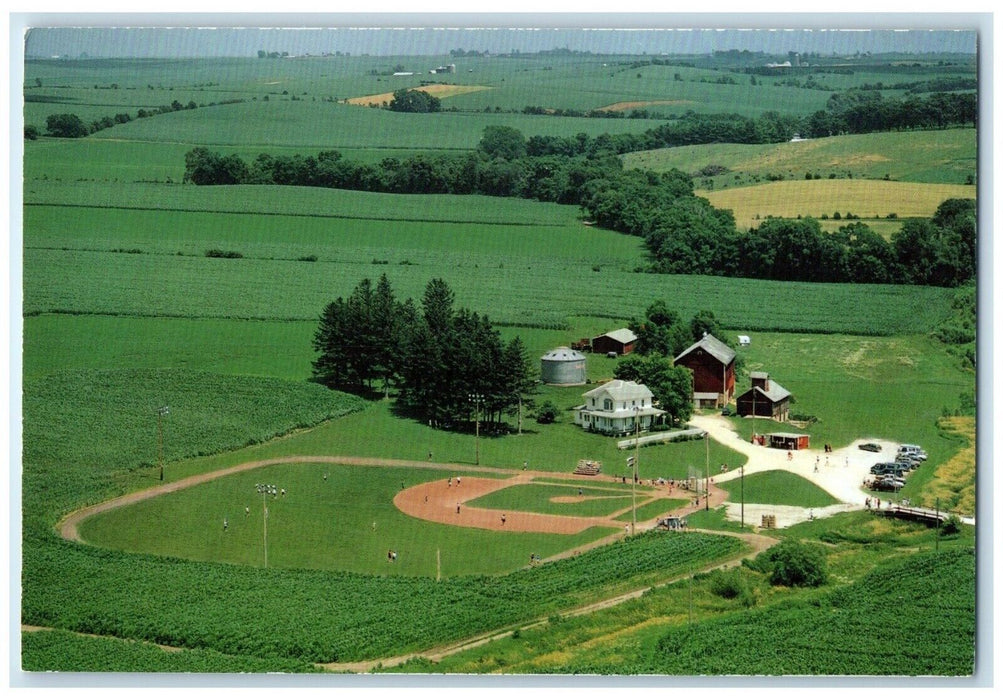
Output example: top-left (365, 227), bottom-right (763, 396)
top-left (707, 568), bottom-right (747, 599)
top-left (940, 514), bottom-right (962, 536)
top-left (535, 400), bottom-right (559, 424)
top-left (760, 540), bottom-right (828, 588)
top-left (205, 249), bottom-right (243, 259)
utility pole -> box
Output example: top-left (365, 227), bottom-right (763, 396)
top-left (740, 465), bottom-right (745, 529)
top-left (705, 431), bottom-right (710, 511)
top-left (633, 406), bottom-right (640, 532)
top-left (936, 497), bottom-right (940, 552)
top-left (156, 405), bottom-right (170, 481)
top-left (468, 393), bottom-right (484, 465)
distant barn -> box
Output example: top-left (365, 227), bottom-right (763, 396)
top-left (591, 328), bottom-right (637, 357)
top-left (674, 333), bottom-right (736, 408)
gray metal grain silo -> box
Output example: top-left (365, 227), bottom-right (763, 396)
top-left (540, 347), bottom-right (587, 386)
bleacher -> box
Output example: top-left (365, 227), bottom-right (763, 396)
top-left (574, 459), bottom-right (602, 476)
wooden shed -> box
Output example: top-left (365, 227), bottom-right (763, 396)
top-left (591, 328), bottom-right (637, 357)
top-left (736, 372), bottom-right (792, 421)
top-left (674, 333), bottom-right (736, 408)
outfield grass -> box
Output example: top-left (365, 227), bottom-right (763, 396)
top-left (623, 128), bottom-right (977, 186)
top-left (78, 463), bottom-right (612, 577)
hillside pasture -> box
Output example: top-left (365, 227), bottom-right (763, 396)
top-left (623, 129), bottom-right (977, 186)
top-left (697, 179), bottom-right (976, 232)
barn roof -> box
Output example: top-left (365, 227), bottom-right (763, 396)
top-left (740, 380), bottom-right (792, 404)
top-left (594, 328), bottom-right (637, 345)
top-left (674, 334), bottom-right (736, 366)
top-left (582, 379), bottom-right (653, 402)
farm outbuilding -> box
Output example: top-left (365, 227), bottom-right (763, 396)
top-left (766, 432), bottom-right (810, 451)
top-left (674, 333), bottom-right (736, 408)
top-left (591, 328), bottom-right (637, 357)
top-left (736, 372), bottom-right (792, 421)
top-left (540, 347), bottom-right (587, 386)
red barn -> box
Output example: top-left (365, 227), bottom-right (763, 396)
top-left (674, 334), bottom-right (736, 408)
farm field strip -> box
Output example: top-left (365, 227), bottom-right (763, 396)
top-left (23, 246), bottom-right (956, 334)
top-left (698, 179), bottom-right (976, 231)
top-left (623, 128), bottom-right (976, 185)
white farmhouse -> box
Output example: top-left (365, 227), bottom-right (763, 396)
top-left (574, 380), bottom-right (665, 436)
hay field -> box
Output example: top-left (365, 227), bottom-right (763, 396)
top-left (345, 83), bottom-right (492, 106)
top-left (698, 180), bottom-right (976, 231)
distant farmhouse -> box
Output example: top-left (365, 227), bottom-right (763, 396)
top-left (574, 380), bottom-right (665, 436)
top-left (736, 372), bottom-right (792, 422)
top-left (674, 333), bottom-right (736, 408)
top-left (591, 328), bottom-right (637, 357)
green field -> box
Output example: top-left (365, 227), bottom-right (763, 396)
top-left (623, 128), bottom-right (977, 186)
top-left (720, 470), bottom-right (840, 508)
top-left (79, 463), bottom-right (610, 577)
top-left (20, 48), bottom-right (978, 675)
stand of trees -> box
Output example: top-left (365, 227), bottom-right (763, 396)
top-left (184, 129), bottom-right (975, 288)
top-left (312, 275), bottom-right (535, 430)
top-left (388, 88), bottom-right (441, 113)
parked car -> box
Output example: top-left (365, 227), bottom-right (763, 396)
top-left (859, 442), bottom-right (882, 453)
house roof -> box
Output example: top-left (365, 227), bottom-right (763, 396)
top-left (582, 379), bottom-right (653, 402)
top-left (750, 371), bottom-right (769, 380)
top-left (575, 406), bottom-right (666, 419)
top-left (674, 334), bottom-right (736, 366)
top-left (594, 328), bottom-right (637, 345)
top-left (740, 379), bottom-right (791, 403)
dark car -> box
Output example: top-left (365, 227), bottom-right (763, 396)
top-left (859, 442), bottom-right (882, 453)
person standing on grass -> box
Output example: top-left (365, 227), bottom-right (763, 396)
top-left (245, 506), bottom-right (249, 517)
top-left (223, 518), bottom-right (228, 532)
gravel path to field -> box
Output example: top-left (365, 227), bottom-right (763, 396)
top-left (689, 414), bottom-right (913, 526)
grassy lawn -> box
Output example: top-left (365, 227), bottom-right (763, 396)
top-left (717, 470), bottom-right (840, 508)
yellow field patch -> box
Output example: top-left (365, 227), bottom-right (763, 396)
top-left (598, 100), bottom-right (695, 112)
top-left (698, 180), bottom-right (976, 231)
top-left (345, 84), bottom-right (491, 106)
top-left (917, 416), bottom-right (975, 514)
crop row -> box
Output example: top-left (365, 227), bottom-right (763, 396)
top-left (642, 547), bottom-right (975, 676)
top-left (21, 630), bottom-right (320, 673)
top-left (23, 245), bottom-right (955, 335)
top-left (22, 368), bottom-right (365, 525)
top-left (22, 531), bottom-right (743, 664)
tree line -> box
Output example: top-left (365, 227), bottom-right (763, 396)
top-left (183, 132), bottom-right (976, 288)
top-left (27, 98), bottom-right (246, 140)
top-left (312, 275), bottom-right (535, 430)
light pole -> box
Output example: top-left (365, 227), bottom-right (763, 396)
top-left (468, 393), bottom-right (484, 465)
top-left (156, 405), bottom-right (170, 481)
top-left (255, 483), bottom-right (278, 568)
top-left (705, 431), bottom-right (710, 511)
top-left (740, 465), bottom-right (745, 529)
top-left (632, 406), bottom-right (641, 534)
